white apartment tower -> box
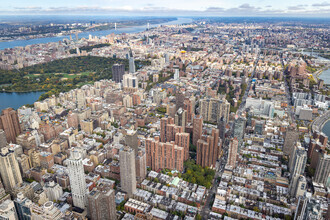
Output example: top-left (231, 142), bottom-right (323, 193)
top-left (66, 149), bottom-right (87, 209)
top-left (120, 146), bottom-right (136, 197)
top-left (0, 147), bottom-right (23, 192)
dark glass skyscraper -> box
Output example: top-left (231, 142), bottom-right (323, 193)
top-left (112, 64), bottom-right (125, 83)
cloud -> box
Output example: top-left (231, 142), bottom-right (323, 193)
top-left (0, 3), bottom-right (329, 17)
top-left (205, 7), bottom-right (224, 12)
top-left (288, 5), bottom-right (306, 10)
top-left (238, 4), bottom-right (255, 9)
top-left (312, 2), bottom-right (330, 7)
top-left (14, 6), bottom-right (42, 10)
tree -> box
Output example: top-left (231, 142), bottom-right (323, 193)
top-left (253, 207), bottom-right (260, 212)
top-left (195, 214), bottom-right (202, 220)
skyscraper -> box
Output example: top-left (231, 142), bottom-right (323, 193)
top-left (289, 144), bottom-right (307, 176)
top-left (0, 108), bottom-right (22, 144)
top-left (66, 149), bottom-right (87, 209)
top-left (87, 188), bottom-right (116, 220)
top-left (289, 144), bottom-right (307, 197)
top-left (0, 130), bottom-right (6, 149)
top-left (0, 147), bottom-right (23, 192)
top-left (227, 138), bottom-right (238, 169)
top-left (283, 126), bottom-right (299, 156)
top-left (233, 116), bottom-right (246, 149)
top-left (128, 50), bottom-right (135, 74)
top-left (112, 63), bottom-right (125, 83)
top-left (192, 115), bottom-right (203, 146)
top-left (120, 146), bottom-right (136, 197)
top-left (314, 153), bottom-right (330, 186)
top-left (217, 117), bottom-right (226, 141)
top-left (125, 129), bottom-right (139, 155)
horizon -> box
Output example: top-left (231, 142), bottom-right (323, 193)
top-left (1, 1), bottom-right (330, 17)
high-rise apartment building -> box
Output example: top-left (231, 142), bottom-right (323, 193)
top-left (135, 149), bottom-right (147, 184)
top-left (175, 132), bottom-right (190, 161)
top-left (123, 73), bottom-right (138, 90)
top-left (314, 153), bottom-right (330, 187)
top-left (233, 116), bottom-right (246, 148)
top-left (184, 96), bottom-right (195, 123)
top-left (290, 175), bottom-right (307, 199)
top-left (289, 144), bottom-right (307, 176)
top-left (283, 126), bottom-right (299, 156)
top-left (119, 146), bottom-right (136, 197)
top-left (66, 149), bottom-right (87, 209)
top-left (227, 138), bottom-right (238, 169)
top-left (146, 137), bottom-right (184, 172)
top-left (160, 117), bottom-right (183, 143)
top-left (43, 181), bottom-right (63, 202)
top-left (196, 128), bottom-right (220, 168)
top-left (174, 108), bottom-right (186, 131)
top-left (125, 129), bottom-right (139, 155)
top-left (176, 91), bottom-right (185, 111)
top-left (217, 117), bottom-right (226, 140)
top-left (289, 144), bottom-right (307, 197)
top-left (0, 108), bottom-right (22, 144)
top-left (0, 199), bottom-right (18, 220)
top-left (192, 115), bottom-right (203, 146)
top-left (294, 194), bottom-right (323, 220)
top-left (129, 57), bottom-right (135, 73)
top-left (112, 63), bottom-right (125, 83)
top-left (200, 97), bottom-right (230, 123)
top-left (0, 130), bottom-right (6, 149)
top-left (87, 188), bottom-right (116, 220)
top-left (76, 89), bottom-right (86, 109)
top-left (0, 147), bottom-right (23, 192)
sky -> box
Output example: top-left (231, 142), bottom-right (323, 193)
top-left (1, 0), bottom-right (330, 17)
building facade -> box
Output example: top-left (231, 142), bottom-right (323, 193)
top-left (120, 146), bottom-right (136, 197)
top-left (66, 149), bottom-right (87, 209)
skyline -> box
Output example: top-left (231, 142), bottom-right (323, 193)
top-left (1, 1), bottom-right (330, 17)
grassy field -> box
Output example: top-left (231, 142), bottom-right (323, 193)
top-left (27, 71), bottom-right (92, 79)
top-left (61, 71), bottom-right (93, 79)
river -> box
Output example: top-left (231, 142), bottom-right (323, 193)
top-left (0, 17), bottom-right (192, 112)
top-left (0, 17), bottom-right (192, 50)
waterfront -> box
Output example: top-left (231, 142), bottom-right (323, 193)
top-left (0, 91), bottom-right (44, 111)
top-left (319, 68), bottom-right (330, 85)
top-left (318, 58), bottom-right (330, 138)
top-left (0, 18), bottom-right (192, 112)
top-left (320, 68), bottom-right (330, 138)
top-left (0, 17), bottom-right (192, 50)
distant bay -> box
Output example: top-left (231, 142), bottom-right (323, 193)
top-left (0, 18), bottom-right (192, 50)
